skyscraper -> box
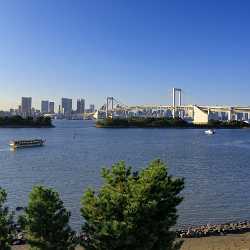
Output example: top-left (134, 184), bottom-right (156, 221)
top-left (41, 100), bottom-right (49, 114)
top-left (61, 98), bottom-right (72, 118)
top-left (89, 104), bottom-right (95, 113)
top-left (49, 102), bottom-right (55, 114)
top-left (76, 99), bottom-right (85, 114)
top-left (21, 97), bottom-right (32, 117)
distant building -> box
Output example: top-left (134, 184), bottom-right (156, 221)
top-left (21, 97), bottom-right (32, 117)
top-left (62, 98), bottom-right (72, 118)
top-left (41, 100), bottom-right (49, 114)
top-left (9, 108), bottom-right (16, 116)
top-left (77, 99), bottom-right (85, 114)
top-left (49, 102), bottom-right (55, 114)
top-left (31, 107), bottom-right (36, 117)
top-left (89, 104), bottom-right (95, 113)
top-left (58, 105), bottom-right (61, 114)
top-left (18, 105), bottom-right (21, 114)
top-left (221, 112), bottom-right (227, 121)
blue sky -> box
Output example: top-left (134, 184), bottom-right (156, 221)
top-left (0, 0), bottom-right (250, 110)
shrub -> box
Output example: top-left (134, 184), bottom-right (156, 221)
top-left (81, 160), bottom-right (184, 250)
top-left (0, 187), bottom-right (13, 250)
top-left (20, 186), bottom-right (75, 250)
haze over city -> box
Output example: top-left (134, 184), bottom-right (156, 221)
top-left (1, 0), bottom-right (250, 109)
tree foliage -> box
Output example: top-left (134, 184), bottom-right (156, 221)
top-left (96, 117), bottom-right (188, 128)
top-left (20, 186), bottom-right (75, 250)
top-left (0, 187), bottom-right (13, 250)
top-left (81, 160), bottom-right (184, 250)
top-left (0, 116), bottom-right (53, 127)
top-left (96, 117), bottom-right (250, 129)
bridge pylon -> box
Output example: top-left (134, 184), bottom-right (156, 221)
top-left (172, 88), bottom-right (182, 118)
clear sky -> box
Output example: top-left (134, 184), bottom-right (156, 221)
top-left (0, 0), bottom-right (250, 110)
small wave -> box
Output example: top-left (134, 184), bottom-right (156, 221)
top-left (223, 140), bottom-right (250, 148)
top-left (0, 148), bottom-right (10, 152)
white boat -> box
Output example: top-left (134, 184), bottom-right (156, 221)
top-left (204, 129), bottom-right (215, 135)
top-left (9, 139), bottom-right (45, 149)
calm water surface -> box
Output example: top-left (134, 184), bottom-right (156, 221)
top-left (0, 120), bottom-right (250, 230)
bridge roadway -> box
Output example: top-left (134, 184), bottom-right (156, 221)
top-left (111, 105), bottom-right (250, 114)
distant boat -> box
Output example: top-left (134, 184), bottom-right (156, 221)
top-left (204, 129), bottom-right (215, 135)
top-left (9, 139), bottom-right (45, 149)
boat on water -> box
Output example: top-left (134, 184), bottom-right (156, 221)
top-left (9, 139), bottom-right (45, 149)
top-left (204, 129), bottom-right (215, 135)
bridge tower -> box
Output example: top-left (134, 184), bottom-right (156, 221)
top-left (106, 97), bottom-right (114, 118)
top-left (172, 88), bottom-right (182, 118)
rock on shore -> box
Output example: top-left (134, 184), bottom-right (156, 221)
top-left (177, 220), bottom-right (250, 238)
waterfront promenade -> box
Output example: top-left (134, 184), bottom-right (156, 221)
top-left (11, 233), bottom-right (250, 250)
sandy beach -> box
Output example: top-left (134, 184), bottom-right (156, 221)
top-left (11, 232), bottom-right (250, 250)
top-left (181, 233), bottom-right (250, 250)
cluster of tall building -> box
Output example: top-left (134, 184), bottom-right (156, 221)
top-left (10, 97), bottom-right (95, 120)
top-left (58, 98), bottom-right (95, 119)
top-left (17, 97), bottom-right (55, 118)
top-left (41, 100), bottom-right (55, 114)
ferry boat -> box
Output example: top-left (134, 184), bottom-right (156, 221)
top-left (9, 139), bottom-right (45, 149)
top-left (204, 129), bottom-right (215, 135)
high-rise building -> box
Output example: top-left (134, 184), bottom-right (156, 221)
top-left (41, 100), bottom-right (49, 114)
top-left (49, 102), bottom-right (55, 114)
top-left (21, 97), bottom-right (32, 117)
top-left (18, 105), bottom-right (21, 114)
top-left (61, 98), bottom-right (72, 118)
top-left (76, 99), bottom-right (85, 114)
top-left (89, 104), bottom-right (95, 113)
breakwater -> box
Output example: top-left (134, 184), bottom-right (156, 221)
top-left (176, 221), bottom-right (250, 238)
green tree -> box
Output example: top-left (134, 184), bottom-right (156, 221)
top-left (20, 186), bottom-right (75, 250)
top-left (81, 160), bottom-right (184, 250)
top-left (0, 187), bottom-right (13, 250)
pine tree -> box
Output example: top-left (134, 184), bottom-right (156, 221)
top-left (20, 186), bottom-right (76, 250)
top-left (0, 187), bottom-right (13, 250)
top-left (81, 160), bottom-right (184, 250)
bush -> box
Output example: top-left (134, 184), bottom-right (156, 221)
top-left (81, 160), bottom-right (184, 250)
top-left (0, 187), bottom-right (13, 250)
top-left (20, 186), bottom-right (76, 250)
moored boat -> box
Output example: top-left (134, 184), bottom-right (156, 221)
top-left (9, 139), bottom-right (45, 149)
top-left (204, 129), bottom-right (215, 135)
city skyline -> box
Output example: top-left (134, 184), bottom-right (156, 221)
top-left (1, 1), bottom-right (250, 109)
top-left (0, 96), bottom-right (93, 112)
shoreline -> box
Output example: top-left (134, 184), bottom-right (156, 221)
top-left (176, 220), bottom-right (250, 238)
top-left (96, 124), bottom-right (249, 129)
top-left (11, 220), bottom-right (250, 247)
top-left (95, 118), bottom-right (250, 129)
top-left (11, 233), bottom-right (250, 250)
top-left (0, 125), bottom-right (54, 128)
top-left (181, 232), bottom-right (250, 250)
top-left (0, 116), bottom-right (54, 128)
